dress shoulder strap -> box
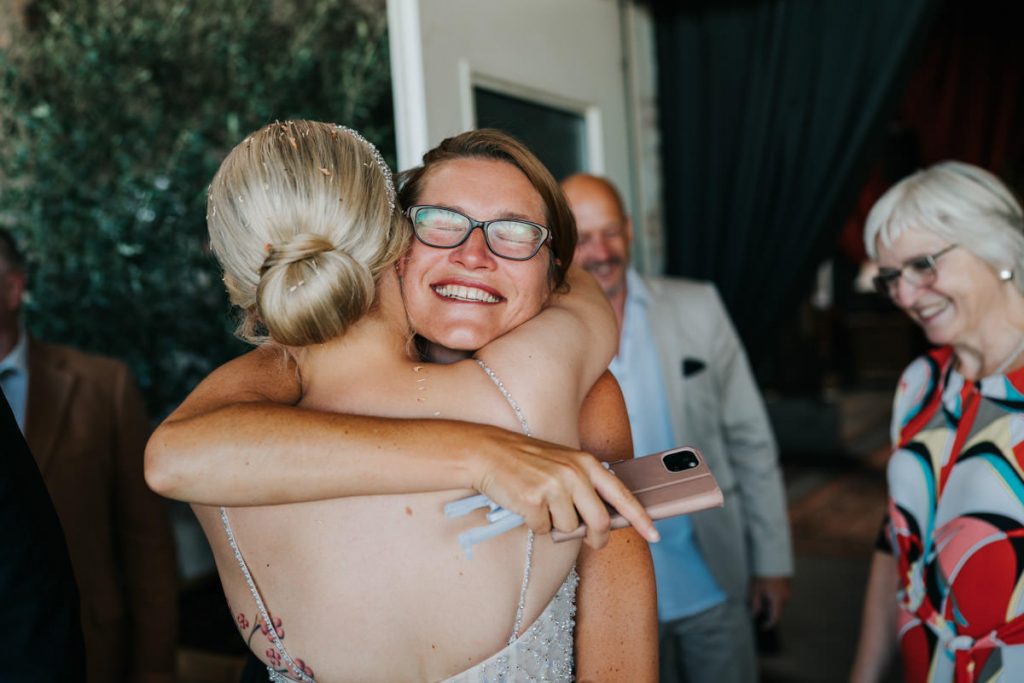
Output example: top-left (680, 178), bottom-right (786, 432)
top-left (474, 358), bottom-right (536, 643)
top-left (220, 507), bottom-right (315, 682)
top-left (475, 358), bottom-right (532, 437)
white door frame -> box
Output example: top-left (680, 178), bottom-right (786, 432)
top-left (387, 0), bottom-right (663, 275)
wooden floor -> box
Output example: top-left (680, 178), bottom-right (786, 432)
top-left (760, 389), bottom-right (901, 683)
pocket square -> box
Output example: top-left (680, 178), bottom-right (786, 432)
top-left (682, 357), bottom-right (706, 377)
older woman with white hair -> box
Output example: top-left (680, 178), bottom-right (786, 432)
top-left (851, 161), bottom-right (1024, 683)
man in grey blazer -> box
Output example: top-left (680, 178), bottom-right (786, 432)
top-left (563, 175), bottom-right (793, 682)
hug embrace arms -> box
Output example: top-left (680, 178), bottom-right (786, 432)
top-left (146, 122), bottom-right (657, 681)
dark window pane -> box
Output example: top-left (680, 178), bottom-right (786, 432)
top-left (474, 87), bottom-right (587, 181)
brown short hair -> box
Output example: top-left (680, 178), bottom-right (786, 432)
top-left (397, 129), bottom-right (576, 289)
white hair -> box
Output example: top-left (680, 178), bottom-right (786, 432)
top-left (864, 161), bottom-right (1024, 293)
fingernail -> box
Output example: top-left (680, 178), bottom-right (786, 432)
top-left (648, 529), bottom-right (660, 542)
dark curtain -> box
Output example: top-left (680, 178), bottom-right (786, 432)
top-left (899, 0), bottom-right (1023, 174)
top-left (654, 0), bottom-right (935, 354)
top-left (836, 0), bottom-right (1024, 268)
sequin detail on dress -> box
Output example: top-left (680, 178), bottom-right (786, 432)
top-left (444, 568), bottom-right (579, 682)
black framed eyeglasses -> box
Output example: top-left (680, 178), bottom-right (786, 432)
top-left (872, 244), bottom-right (958, 299)
top-left (405, 205), bottom-right (551, 261)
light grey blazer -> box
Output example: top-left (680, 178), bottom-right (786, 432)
top-left (643, 275), bottom-right (793, 602)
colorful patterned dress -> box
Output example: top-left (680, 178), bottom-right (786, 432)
top-left (883, 347), bottom-right (1024, 682)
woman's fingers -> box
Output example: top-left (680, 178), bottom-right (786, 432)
top-left (475, 439), bottom-right (660, 546)
top-left (562, 476), bottom-right (612, 549)
top-left (517, 451), bottom-right (606, 544)
top-left (476, 467), bottom-right (554, 535)
top-left (544, 482), bottom-right (591, 540)
top-left (584, 459), bottom-right (659, 543)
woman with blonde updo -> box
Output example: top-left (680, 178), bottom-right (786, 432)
top-left (186, 121), bottom-right (656, 682)
top-left (209, 122), bottom-right (407, 346)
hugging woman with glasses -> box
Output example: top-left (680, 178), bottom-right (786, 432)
top-left (850, 162), bottom-right (1024, 683)
top-left (148, 123), bottom-right (657, 681)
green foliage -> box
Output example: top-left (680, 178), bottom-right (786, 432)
top-left (0, 0), bottom-right (393, 416)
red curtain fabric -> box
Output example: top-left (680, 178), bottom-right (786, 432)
top-left (901, 0), bottom-right (1023, 172)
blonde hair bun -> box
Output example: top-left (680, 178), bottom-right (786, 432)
top-left (207, 120), bottom-right (409, 346)
top-left (257, 233), bottom-right (375, 346)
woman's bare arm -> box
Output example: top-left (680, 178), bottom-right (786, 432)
top-left (574, 373), bottom-right (658, 681)
top-left (850, 551), bottom-right (899, 683)
top-left (480, 266), bottom-right (618, 408)
top-left (145, 348), bottom-right (658, 544)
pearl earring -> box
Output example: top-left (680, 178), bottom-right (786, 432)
top-left (999, 268), bottom-right (1014, 282)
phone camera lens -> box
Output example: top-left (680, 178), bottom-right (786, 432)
top-left (663, 450), bottom-right (699, 472)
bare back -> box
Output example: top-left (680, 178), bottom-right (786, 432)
top-left (193, 269), bottom-right (614, 681)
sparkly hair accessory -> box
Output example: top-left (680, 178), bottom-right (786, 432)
top-left (335, 124), bottom-right (396, 214)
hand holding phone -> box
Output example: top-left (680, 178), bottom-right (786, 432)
top-left (550, 446), bottom-right (723, 543)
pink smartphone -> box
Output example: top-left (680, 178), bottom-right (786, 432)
top-left (551, 446), bottom-right (723, 543)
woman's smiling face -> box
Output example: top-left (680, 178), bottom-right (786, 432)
top-left (875, 226), bottom-right (1005, 349)
top-left (397, 157), bottom-right (553, 351)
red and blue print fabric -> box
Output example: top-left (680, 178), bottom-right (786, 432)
top-left (883, 346), bottom-right (1024, 682)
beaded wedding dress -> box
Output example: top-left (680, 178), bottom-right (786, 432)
top-left (220, 360), bottom-right (578, 682)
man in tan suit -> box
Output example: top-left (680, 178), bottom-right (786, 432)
top-left (0, 228), bottom-right (178, 682)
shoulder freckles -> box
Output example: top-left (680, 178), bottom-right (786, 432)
top-left (579, 371), bottom-right (632, 462)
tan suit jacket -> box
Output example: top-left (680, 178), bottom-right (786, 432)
top-left (643, 276), bottom-right (793, 602)
top-left (26, 339), bottom-right (177, 682)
